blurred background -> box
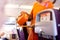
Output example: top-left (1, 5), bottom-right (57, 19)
top-left (0, 0), bottom-right (60, 39)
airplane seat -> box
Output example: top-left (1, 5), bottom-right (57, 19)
top-left (34, 9), bottom-right (60, 40)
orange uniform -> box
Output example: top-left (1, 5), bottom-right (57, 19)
top-left (31, 1), bottom-right (53, 25)
top-left (28, 1), bottom-right (53, 40)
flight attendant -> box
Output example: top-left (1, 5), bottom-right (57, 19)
top-left (28, 0), bottom-right (54, 40)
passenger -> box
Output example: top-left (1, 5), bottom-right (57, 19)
top-left (28, 0), bottom-right (54, 40)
